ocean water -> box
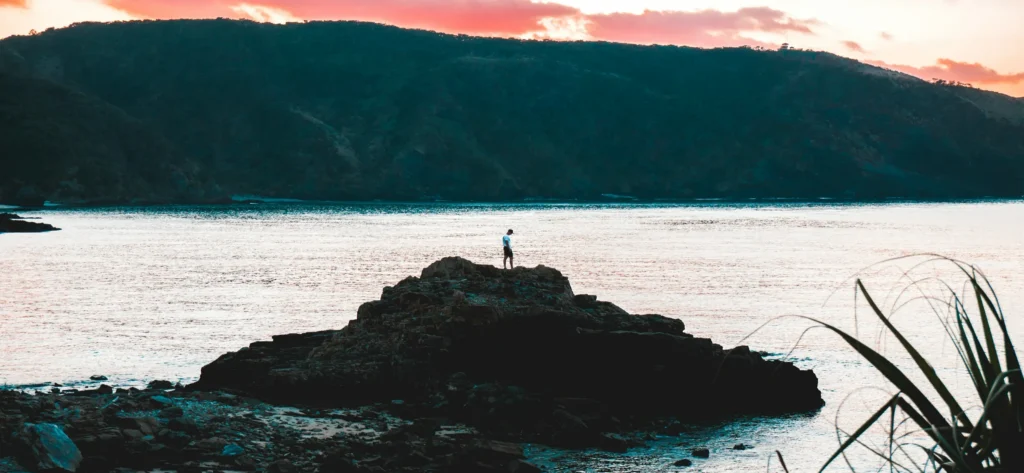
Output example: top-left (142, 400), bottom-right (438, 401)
top-left (2, 201), bottom-right (1023, 472)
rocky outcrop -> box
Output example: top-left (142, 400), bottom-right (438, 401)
top-left (0, 386), bottom-right (533, 472)
top-left (196, 257), bottom-right (823, 447)
top-left (0, 214), bottom-right (59, 233)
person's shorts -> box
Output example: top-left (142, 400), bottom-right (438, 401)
top-left (504, 247), bottom-right (514, 257)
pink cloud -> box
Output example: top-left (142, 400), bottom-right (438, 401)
top-left (880, 31), bottom-right (893, 41)
top-left (275, 0), bottom-right (578, 35)
top-left (105, 0), bottom-right (580, 36)
top-left (104, 0), bottom-right (240, 20)
top-left (871, 58), bottom-right (1024, 85)
top-left (841, 40), bottom-right (865, 53)
top-left (585, 7), bottom-right (819, 47)
top-left (0, 0), bottom-right (27, 7)
top-left (103, 2), bottom-right (820, 44)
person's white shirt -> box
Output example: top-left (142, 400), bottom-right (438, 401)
top-left (502, 234), bottom-right (511, 248)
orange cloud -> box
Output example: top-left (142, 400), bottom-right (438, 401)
top-left (871, 58), bottom-right (1024, 85)
top-left (585, 7), bottom-right (818, 47)
top-left (841, 40), bottom-right (865, 53)
top-left (0, 0), bottom-right (27, 7)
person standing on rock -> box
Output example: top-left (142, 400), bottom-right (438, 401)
top-left (503, 229), bottom-right (514, 269)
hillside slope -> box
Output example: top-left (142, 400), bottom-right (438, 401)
top-left (0, 72), bottom-right (209, 205)
top-left (2, 20), bottom-right (1023, 203)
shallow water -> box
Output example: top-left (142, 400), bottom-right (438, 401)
top-left (2, 201), bottom-right (1023, 471)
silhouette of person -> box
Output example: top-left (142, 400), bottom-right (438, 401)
top-left (502, 229), bottom-right (514, 269)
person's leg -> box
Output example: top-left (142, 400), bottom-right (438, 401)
top-left (509, 253), bottom-right (514, 269)
top-left (503, 254), bottom-right (508, 269)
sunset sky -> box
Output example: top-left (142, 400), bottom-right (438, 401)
top-left (1, 0), bottom-right (1022, 96)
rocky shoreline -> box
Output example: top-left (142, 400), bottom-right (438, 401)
top-left (0, 213), bottom-right (59, 233)
top-left (0, 258), bottom-right (823, 472)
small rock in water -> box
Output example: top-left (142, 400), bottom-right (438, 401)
top-left (149, 395), bottom-right (173, 406)
top-left (16, 423), bottom-right (83, 472)
top-left (733, 443), bottom-right (749, 450)
top-left (673, 459), bottom-right (692, 467)
top-left (691, 447), bottom-right (710, 458)
top-left (89, 375), bottom-right (107, 381)
top-left (147, 380), bottom-right (174, 390)
top-left (221, 444), bottom-right (244, 457)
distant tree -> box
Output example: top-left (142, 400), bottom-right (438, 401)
top-left (780, 43), bottom-right (790, 51)
top-left (28, 29), bottom-right (38, 36)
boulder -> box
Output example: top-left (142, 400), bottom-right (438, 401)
top-left (147, 380), bottom-right (175, 390)
top-left (148, 395), bottom-right (173, 407)
top-left (158, 406), bottom-right (184, 419)
top-left (222, 444), bottom-right (244, 457)
top-left (14, 423), bottom-right (83, 472)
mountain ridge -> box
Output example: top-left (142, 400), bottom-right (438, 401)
top-left (2, 19), bottom-right (1023, 204)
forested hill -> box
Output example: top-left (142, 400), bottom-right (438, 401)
top-left (2, 19), bottom-right (1023, 204)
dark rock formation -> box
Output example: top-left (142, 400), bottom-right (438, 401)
top-left (0, 213), bottom-right (59, 233)
top-left (196, 257), bottom-right (823, 447)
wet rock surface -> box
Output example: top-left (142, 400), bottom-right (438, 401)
top-left (1, 258), bottom-right (824, 471)
top-left (0, 213), bottom-right (59, 233)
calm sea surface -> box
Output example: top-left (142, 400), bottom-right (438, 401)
top-left (3, 202), bottom-right (1023, 472)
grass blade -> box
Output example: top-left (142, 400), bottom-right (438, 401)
top-left (856, 280), bottom-right (974, 432)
